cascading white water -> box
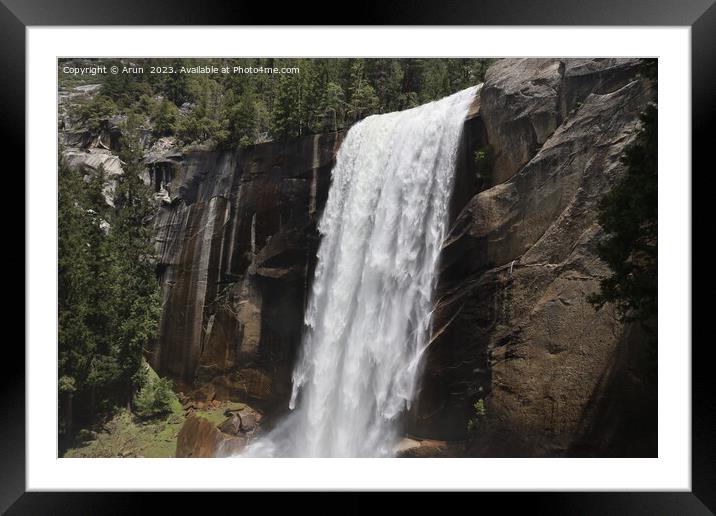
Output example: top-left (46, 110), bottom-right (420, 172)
top-left (239, 85), bottom-right (478, 457)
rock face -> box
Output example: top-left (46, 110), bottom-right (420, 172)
top-left (148, 132), bottom-right (344, 411)
top-left (409, 58), bottom-right (657, 457)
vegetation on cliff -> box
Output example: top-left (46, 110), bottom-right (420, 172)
top-left (60, 58), bottom-right (492, 148)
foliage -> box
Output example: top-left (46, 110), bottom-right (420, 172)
top-left (152, 98), bottom-right (179, 137)
top-left (58, 375), bottom-right (77, 394)
top-left (225, 88), bottom-right (259, 148)
top-left (270, 64), bottom-right (309, 140)
top-left (77, 95), bottom-right (118, 133)
top-left (588, 103), bottom-right (657, 327)
top-left (100, 61), bottom-right (153, 108)
top-left (58, 157), bottom-right (110, 411)
top-left (162, 59), bottom-right (192, 106)
top-left (62, 408), bottom-right (185, 458)
top-left (64, 58), bottom-right (494, 147)
top-left (58, 113), bottom-right (161, 437)
top-left (466, 398), bottom-right (487, 434)
top-left (133, 376), bottom-right (179, 421)
top-left (474, 145), bottom-right (494, 189)
top-left (319, 81), bottom-right (346, 132)
top-left (175, 78), bottom-right (229, 144)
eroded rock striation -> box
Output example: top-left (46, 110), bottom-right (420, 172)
top-left (148, 133), bottom-right (344, 411)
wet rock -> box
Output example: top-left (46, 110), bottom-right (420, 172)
top-left (395, 437), bottom-right (452, 458)
top-left (210, 369), bottom-right (273, 403)
top-left (480, 59), bottom-right (563, 184)
top-left (237, 412), bottom-right (258, 432)
top-left (191, 383), bottom-right (216, 403)
top-left (176, 414), bottom-right (246, 458)
top-left (217, 413), bottom-right (242, 436)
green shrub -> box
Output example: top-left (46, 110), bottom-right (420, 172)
top-left (133, 376), bottom-right (179, 421)
top-left (58, 375), bottom-right (76, 394)
top-left (474, 145), bottom-right (494, 188)
top-left (152, 99), bottom-right (179, 137)
top-left (78, 95), bottom-right (119, 133)
top-left (466, 398), bottom-right (487, 434)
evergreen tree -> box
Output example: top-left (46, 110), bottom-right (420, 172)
top-left (226, 87), bottom-right (259, 148)
top-left (271, 65), bottom-right (305, 140)
top-left (383, 60), bottom-right (406, 112)
top-left (320, 82), bottom-right (346, 132)
top-left (347, 60), bottom-right (379, 122)
top-left (420, 59), bottom-right (450, 103)
top-left (78, 95), bottom-right (118, 134)
top-left (152, 98), bottom-right (179, 137)
top-left (402, 59), bottom-right (427, 99)
top-left (163, 59), bottom-right (191, 106)
top-left (177, 78), bottom-right (228, 143)
top-left (111, 114), bottom-right (162, 399)
top-left (58, 113), bottom-right (161, 439)
top-left (58, 156), bottom-right (107, 435)
top-left (588, 103), bottom-right (657, 328)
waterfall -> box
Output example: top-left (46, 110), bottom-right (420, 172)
top-left (239, 86), bottom-right (478, 457)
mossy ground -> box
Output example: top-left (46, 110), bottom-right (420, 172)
top-left (62, 403), bottom-right (239, 458)
top-left (62, 409), bottom-right (183, 458)
top-left (62, 361), bottom-right (249, 458)
top-left (194, 401), bottom-right (245, 426)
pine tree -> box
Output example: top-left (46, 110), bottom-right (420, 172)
top-left (58, 113), bottom-right (161, 439)
top-left (347, 60), bottom-right (379, 122)
top-left (588, 103), bottom-right (657, 328)
top-left (226, 87), bottom-right (259, 148)
top-left (58, 156), bottom-right (106, 435)
top-left (321, 82), bottom-right (346, 132)
top-left (111, 115), bottom-right (162, 401)
top-left (152, 98), bottom-right (179, 137)
top-left (163, 59), bottom-right (191, 106)
top-left (271, 63), bottom-right (304, 139)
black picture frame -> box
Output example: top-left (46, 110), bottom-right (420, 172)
top-left (5, 0), bottom-right (710, 512)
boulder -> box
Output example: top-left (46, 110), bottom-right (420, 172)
top-left (217, 413), bottom-right (242, 436)
top-left (237, 412), bottom-right (258, 432)
top-left (394, 437), bottom-right (453, 458)
top-left (176, 415), bottom-right (246, 458)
